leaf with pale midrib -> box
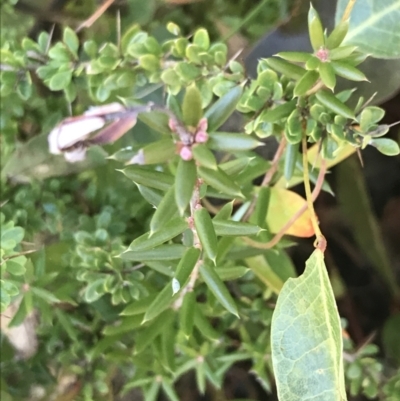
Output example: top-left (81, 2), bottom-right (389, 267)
top-left (271, 249), bottom-right (347, 401)
top-left (336, 0), bottom-right (400, 59)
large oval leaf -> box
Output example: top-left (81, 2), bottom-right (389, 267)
top-left (336, 0), bottom-right (400, 59)
top-left (271, 250), bottom-right (347, 401)
top-left (267, 188), bottom-right (314, 237)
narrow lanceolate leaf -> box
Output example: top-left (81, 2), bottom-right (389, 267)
top-left (128, 217), bottom-right (188, 251)
top-left (326, 20), bottom-right (349, 49)
top-left (121, 166), bottom-right (174, 191)
top-left (319, 62), bottom-right (336, 90)
top-left (212, 220), bottom-right (263, 236)
top-left (200, 263), bottom-right (239, 317)
top-left (194, 207), bottom-right (218, 263)
top-left (143, 283), bottom-right (174, 322)
top-left (276, 52), bottom-right (312, 63)
top-left (120, 244), bottom-right (187, 261)
top-left (205, 85), bottom-right (244, 132)
top-left (294, 71), bottom-right (319, 97)
top-left (175, 159), bottom-right (197, 215)
top-left (315, 90), bottom-right (356, 120)
top-left (175, 247), bottom-right (201, 284)
top-left (182, 84), bottom-right (203, 127)
top-left (180, 291), bottom-right (196, 337)
top-left (271, 250), bottom-right (347, 401)
top-left (259, 100), bottom-right (297, 123)
top-left (198, 166), bottom-right (243, 198)
top-left (208, 132), bottom-right (263, 152)
top-left (213, 201), bottom-right (234, 220)
top-left (265, 58), bottom-right (306, 80)
top-left (284, 143), bottom-right (299, 182)
top-left (331, 61), bottom-right (368, 82)
top-left (136, 138), bottom-right (176, 165)
top-left (150, 185), bottom-right (178, 234)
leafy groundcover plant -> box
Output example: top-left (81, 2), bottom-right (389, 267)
top-left (1, 0), bottom-right (400, 400)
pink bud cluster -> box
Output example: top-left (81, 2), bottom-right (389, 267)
top-left (169, 118), bottom-right (209, 161)
top-left (316, 47), bottom-right (329, 62)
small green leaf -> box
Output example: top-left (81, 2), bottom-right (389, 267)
top-left (182, 84), bottom-right (203, 127)
top-left (294, 70), bottom-right (319, 96)
top-left (319, 62), bottom-right (336, 90)
top-left (198, 166), bottom-right (243, 198)
top-left (271, 250), bottom-right (347, 401)
top-left (63, 27), bottom-right (79, 55)
top-left (370, 138), bottom-right (400, 156)
top-left (308, 5), bottom-right (325, 51)
top-left (120, 244), bottom-right (187, 261)
top-left (331, 61), bottom-right (368, 81)
top-left (192, 144), bottom-right (217, 170)
top-left (139, 54), bottom-right (160, 71)
top-left (49, 70), bottom-right (72, 91)
top-left (194, 207), bottom-right (218, 263)
top-left (259, 100), bottom-right (297, 123)
top-left (143, 284), bottom-right (174, 322)
top-left (175, 159), bottom-right (197, 215)
top-left (121, 295), bottom-right (157, 316)
top-left (213, 201), bottom-right (234, 220)
top-left (315, 90), bottom-right (356, 120)
top-left (215, 265), bottom-right (249, 281)
top-left (200, 263), bottom-right (239, 317)
top-left (84, 279), bottom-right (106, 303)
top-left (193, 304), bottom-right (220, 339)
top-left (120, 166), bottom-right (174, 191)
top-left (205, 85), bottom-right (244, 132)
top-left (31, 287), bottom-right (60, 304)
top-left (265, 58), bottom-right (306, 80)
top-left (193, 28), bottom-right (210, 50)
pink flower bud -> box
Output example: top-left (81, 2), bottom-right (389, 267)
top-left (316, 48), bottom-right (329, 62)
top-left (180, 146), bottom-right (193, 161)
top-left (197, 118), bottom-right (208, 132)
top-left (168, 118), bottom-right (177, 132)
top-left (195, 130), bottom-right (209, 143)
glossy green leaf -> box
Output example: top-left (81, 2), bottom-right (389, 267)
top-left (182, 84), bottom-right (203, 127)
top-left (194, 207), bottom-right (218, 263)
top-left (265, 58), bottom-right (306, 80)
top-left (137, 139), bottom-right (176, 165)
top-left (219, 157), bottom-right (252, 176)
top-left (137, 185), bottom-right (163, 206)
top-left (215, 265), bottom-right (249, 281)
top-left (294, 70), bottom-right (319, 96)
top-left (336, 0), bottom-right (400, 59)
top-left (120, 244), bottom-right (187, 261)
top-left (315, 90), bottom-right (355, 120)
top-left (208, 132), bottom-right (263, 152)
top-left (138, 111), bottom-right (170, 134)
top-left (150, 185), bottom-right (178, 233)
top-left (204, 85), bottom-right (244, 132)
top-left (213, 201), bottom-right (234, 220)
top-left (271, 250), bottom-right (347, 401)
top-left (198, 166), bottom-right (243, 198)
top-left (200, 263), bottom-right (239, 316)
top-left (328, 45), bottom-right (358, 60)
top-left (139, 54), bottom-right (160, 71)
top-left (121, 295), bottom-right (157, 316)
top-left (120, 166), bottom-right (174, 191)
top-left (212, 220), bottom-right (263, 236)
top-left (175, 158), bottom-right (197, 215)
top-left (192, 144), bottom-right (217, 170)
top-left (308, 5), bottom-right (325, 51)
